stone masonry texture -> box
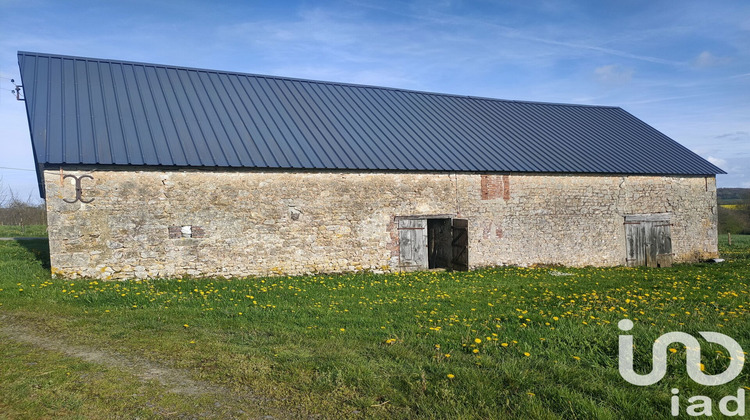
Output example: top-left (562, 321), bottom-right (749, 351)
top-left (44, 169), bottom-right (719, 280)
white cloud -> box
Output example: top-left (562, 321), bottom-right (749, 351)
top-left (693, 51), bottom-right (731, 68)
top-left (707, 156), bottom-right (728, 168)
top-left (715, 131), bottom-right (750, 142)
top-left (594, 64), bottom-right (633, 85)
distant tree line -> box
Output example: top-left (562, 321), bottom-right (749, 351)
top-left (0, 179), bottom-right (46, 226)
top-left (718, 188), bottom-right (750, 234)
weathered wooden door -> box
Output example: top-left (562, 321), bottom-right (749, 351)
top-left (625, 221), bottom-right (646, 267)
top-left (625, 215), bottom-right (672, 267)
top-left (398, 218), bottom-right (428, 270)
top-left (451, 219), bottom-right (469, 271)
top-left (650, 221), bottom-right (673, 268)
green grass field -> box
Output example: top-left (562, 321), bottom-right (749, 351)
top-left (0, 224), bottom-right (47, 238)
top-left (0, 236), bottom-right (748, 419)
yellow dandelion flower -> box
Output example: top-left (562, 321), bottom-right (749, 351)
top-left (447, 373), bottom-right (455, 379)
top-left (472, 348), bottom-right (479, 354)
top-left (524, 352), bottom-right (531, 357)
top-left (501, 342), bottom-right (508, 347)
top-left (474, 338), bottom-right (482, 344)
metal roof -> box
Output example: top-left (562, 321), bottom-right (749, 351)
top-left (19, 51), bottom-right (724, 196)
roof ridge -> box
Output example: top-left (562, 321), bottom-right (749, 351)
top-left (17, 51), bottom-right (619, 110)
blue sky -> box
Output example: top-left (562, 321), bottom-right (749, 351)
top-left (1, 0), bottom-right (748, 202)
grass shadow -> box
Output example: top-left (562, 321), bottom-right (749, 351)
top-left (15, 238), bottom-right (51, 270)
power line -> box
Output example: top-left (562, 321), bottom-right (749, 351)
top-left (0, 166), bottom-right (35, 172)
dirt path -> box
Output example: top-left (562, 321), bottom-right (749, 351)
top-left (0, 314), bottom-right (303, 419)
top-left (0, 314), bottom-right (224, 396)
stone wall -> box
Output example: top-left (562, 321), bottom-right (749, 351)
top-left (44, 168), bottom-right (718, 279)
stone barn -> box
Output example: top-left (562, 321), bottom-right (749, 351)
top-left (18, 52), bottom-right (724, 280)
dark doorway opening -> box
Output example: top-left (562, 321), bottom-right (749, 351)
top-left (428, 219), bottom-right (452, 269)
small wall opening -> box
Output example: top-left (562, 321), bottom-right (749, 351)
top-left (168, 225), bottom-right (205, 239)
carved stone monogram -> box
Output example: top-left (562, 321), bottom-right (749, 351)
top-left (63, 174), bottom-right (94, 204)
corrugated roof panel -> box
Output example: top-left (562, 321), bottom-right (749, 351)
top-left (251, 78), bottom-right (310, 167)
top-left (22, 55), bottom-right (44, 167)
top-left (19, 51), bottom-right (725, 192)
top-left (280, 80), bottom-right (341, 168)
top-left (46, 57), bottom-right (64, 164)
top-left (74, 59), bottom-right (95, 164)
top-left (124, 64), bottom-right (158, 165)
top-left (172, 68), bottom-right (215, 166)
top-left (221, 73), bottom-right (269, 167)
top-left (341, 85), bottom-right (411, 170)
top-left (237, 76), bottom-right (292, 167)
top-left (328, 83), bottom-right (395, 169)
top-left (463, 98), bottom-right (541, 171)
top-left (207, 72), bottom-right (258, 167)
top-left (438, 96), bottom-right (505, 171)
top-left (193, 71), bottom-right (241, 167)
top-left (324, 83), bottom-right (397, 169)
top-left (86, 61), bottom-right (112, 164)
top-left (153, 67), bottom-right (194, 165)
top-left (391, 90), bottom-right (466, 171)
top-left (535, 105), bottom-right (599, 172)
top-left (295, 81), bottom-right (364, 168)
top-left (258, 77), bottom-right (322, 168)
top-left (392, 91), bottom-right (475, 170)
top-left (110, 63), bottom-right (140, 164)
top-left (138, 65), bottom-right (177, 166)
top-left (359, 87), bottom-right (436, 170)
top-left (98, 61), bottom-right (129, 165)
top-left (61, 58), bottom-right (80, 163)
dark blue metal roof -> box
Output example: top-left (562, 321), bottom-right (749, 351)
top-left (19, 51), bottom-right (724, 195)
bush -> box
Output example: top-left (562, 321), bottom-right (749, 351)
top-left (0, 179), bottom-right (46, 227)
top-left (718, 189), bottom-right (750, 234)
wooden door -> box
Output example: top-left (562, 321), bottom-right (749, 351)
top-left (625, 222), bottom-right (646, 267)
top-left (451, 218), bottom-right (469, 271)
top-left (625, 215), bottom-right (672, 267)
top-left (398, 218), bottom-right (428, 270)
top-left (651, 221), bottom-right (673, 268)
